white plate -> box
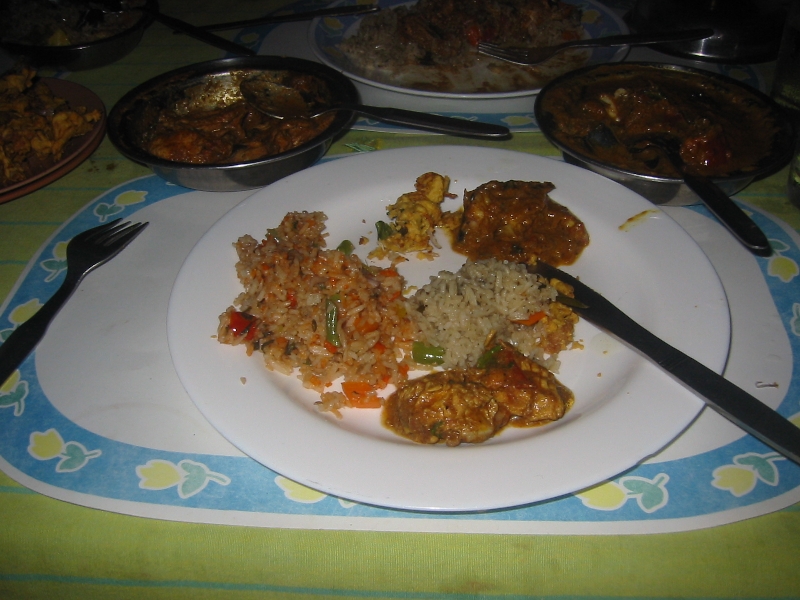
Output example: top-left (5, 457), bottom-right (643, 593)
top-left (308, 0), bottom-right (628, 112)
top-left (167, 146), bottom-right (730, 512)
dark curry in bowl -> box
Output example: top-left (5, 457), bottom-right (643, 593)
top-left (122, 70), bottom-right (337, 166)
top-left (535, 63), bottom-right (794, 184)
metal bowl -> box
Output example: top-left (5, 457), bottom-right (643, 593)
top-left (625, 0), bottom-right (788, 64)
top-left (534, 62), bottom-right (796, 206)
top-left (107, 56), bottom-right (359, 192)
top-left (0, 0), bottom-right (156, 71)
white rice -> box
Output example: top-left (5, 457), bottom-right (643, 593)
top-left (408, 258), bottom-right (570, 370)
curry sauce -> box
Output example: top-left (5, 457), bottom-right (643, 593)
top-left (139, 72), bottom-right (335, 165)
top-left (452, 180), bottom-right (589, 266)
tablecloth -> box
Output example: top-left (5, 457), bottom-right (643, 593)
top-left (1, 0), bottom-right (800, 597)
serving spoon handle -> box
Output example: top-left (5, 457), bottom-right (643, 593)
top-left (682, 174), bottom-right (772, 256)
top-left (239, 77), bottom-right (510, 139)
top-left (329, 104), bottom-right (511, 139)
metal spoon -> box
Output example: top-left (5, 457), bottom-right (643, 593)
top-left (239, 77), bottom-right (511, 140)
top-left (587, 125), bottom-right (772, 257)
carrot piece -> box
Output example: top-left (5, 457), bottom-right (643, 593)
top-left (354, 314), bottom-right (381, 335)
top-left (286, 291), bottom-right (298, 309)
top-left (512, 311), bottom-right (547, 326)
top-left (342, 381), bottom-right (381, 408)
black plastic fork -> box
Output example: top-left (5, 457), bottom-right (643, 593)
top-left (0, 219), bottom-right (148, 386)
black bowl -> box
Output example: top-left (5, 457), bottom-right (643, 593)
top-left (107, 56), bottom-right (359, 191)
top-left (0, 0), bottom-right (156, 71)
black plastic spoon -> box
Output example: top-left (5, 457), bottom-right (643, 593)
top-left (587, 125), bottom-right (772, 257)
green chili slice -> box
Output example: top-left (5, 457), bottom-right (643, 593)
top-left (375, 220), bottom-right (394, 240)
top-left (325, 294), bottom-right (342, 347)
top-left (337, 239), bottom-right (355, 255)
top-left (476, 344), bottom-right (502, 368)
top-left (412, 341), bottom-right (445, 365)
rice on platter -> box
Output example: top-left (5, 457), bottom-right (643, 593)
top-left (217, 174), bottom-right (586, 442)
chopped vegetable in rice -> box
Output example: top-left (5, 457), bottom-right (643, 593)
top-left (217, 211), bottom-right (419, 415)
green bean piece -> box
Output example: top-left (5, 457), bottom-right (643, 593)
top-left (325, 294), bottom-right (342, 347)
top-left (412, 341), bottom-right (445, 365)
top-left (476, 344), bottom-right (502, 368)
top-left (337, 239), bottom-right (355, 255)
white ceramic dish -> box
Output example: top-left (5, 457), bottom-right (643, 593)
top-left (308, 0), bottom-right (629, 114)
top-left (167, 146), bottom-right (730, 512)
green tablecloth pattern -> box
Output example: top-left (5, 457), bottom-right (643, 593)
top-left (2, 0), bottom-right (800, 597)
top-left (1, 467), bottom-right (800, 598)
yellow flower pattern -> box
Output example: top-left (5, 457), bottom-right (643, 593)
top-left (275, 476), bottom-right (327, 503)
top-left (28, 429), bottom-right (102, 472)
top-left (576, 474), bottom-right (670, 513)
top-left (502, 115), bottom-right (535, 127)
top-left (41, 243), bottom-right (69, 282)
top-left (1, 299), bottom-right (43, 344)
top-left (0, 370), bottom-right (28, 416)
top-left (766, 238), bottom-right (798, 283)
top-left (136, 459), bottom-right (230, 499)
top-left (711, 452), bottom-right (784, 497)
top-left (94, 189), bottom-right (148, 221)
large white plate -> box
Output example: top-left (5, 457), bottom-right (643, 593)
top-left (167, 146), bottom-right (730, 512)
top-left (309, 0), bottom-right (628, 106)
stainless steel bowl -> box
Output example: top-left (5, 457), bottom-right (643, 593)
top-left (0, 0), bottom-right (156, 71)
top-left (534, 62), bottom-right (796, 206)
top-left (107, 56), bottom-right (359, 192)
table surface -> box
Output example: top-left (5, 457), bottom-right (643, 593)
top-left (1, 0), bottom-right (800, 598)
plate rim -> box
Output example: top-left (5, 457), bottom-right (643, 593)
top-left (307, 0), bottom-right (630, 100)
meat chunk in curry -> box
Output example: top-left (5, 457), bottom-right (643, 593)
top-left (451, 180), bottom-right (589, 266)
top-left (384, 342), bottom-right (574, 446)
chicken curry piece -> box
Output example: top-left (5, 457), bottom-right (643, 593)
top-left (384, 342), bottom-right (574, 446)
top-left (452, 180), bottom-right (589, 266)
top-left (142, 73), bottom-right (335, 165)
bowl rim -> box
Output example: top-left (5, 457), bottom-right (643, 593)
top-left (533, 61), bottom-right (797, 185)
top-left (0, 0), bottom-right (157, 55)
top-left (106, 55), bottom-right (359, 172)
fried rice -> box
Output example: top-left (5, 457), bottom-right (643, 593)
top-left (217, 211), bottom-right (420, 413)
top-left (217, 211), bottom-right (578, 414)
